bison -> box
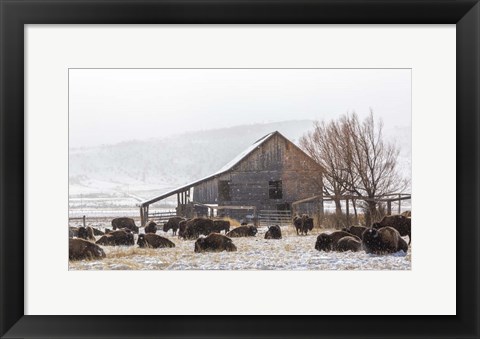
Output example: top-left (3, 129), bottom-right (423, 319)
top-left (137, 233), bottom-right (175, 248)
top-left (336, 236), bottom-right (362, 252)
top-left (342, 225), bottom-right (369, 239)
top-left (144, 220), bottom-right (158, 234)
top-left (91, 228), bottom-right (105, 236)
top-left (293, 214), bottom-right (314, 235)
top-left (293, 215), bottom-right (303, 235)
top-left (374, 214), bottom-right (411, 245)
top-left (96, 229), bottom-right (135, 246)
top-left (315, 231), bottom-right (360, 252)
top-left (69, 238), bottom-right (106, 260)
top-left (177, 219), bottom-right (191, 238)
top-left (182, 218), bottom-right (215, 240)
top-left (194, 233), bottom-right (237, 253)
top-left (226, 225), bottom-right (257, 238)
top-left (264, 225), bottom-right (282, 239)
top-left (302, 215), bottom-right (314, 234)
top-left (212, 220), bottom-right (231, 234)
top-left (362, 226), bottom-right (408, 254)
top-left (111, 217), bottom-right (139, 234)
top-left (77, 226), bottom-right (96, 242)
top-left (163, 216), bottom-right (185, 236)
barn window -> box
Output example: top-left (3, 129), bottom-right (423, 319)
top-left (269, 180), bottom-right (283, 199)
top-left (218, 180), bottom-right (231, 201)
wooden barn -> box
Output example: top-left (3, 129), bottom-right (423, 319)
top-left (139, 131), bottom-right (323, 226)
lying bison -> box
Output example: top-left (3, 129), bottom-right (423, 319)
top-left (137, 233), bottom-right (175, 248)
top-left (212, 220), bottom-right (231, 234)
top-left (362, 226), bottom-right (408, 254)
top-left (226, 225), bottom-right (257, 238)
top-left (96, 229), bottom-right (135, 246)
top-left (194, 233), bottom-right (237, 253)
top-left (336, 236), bottom-right (362, 252)
top-left (91, 228), bottom-right (104, 236)
top-left (111, 217), bottom-right (139, 234)
top-left (374, 214), bottom-right (411, 245)
top-left (69, 238), bottom-right (106, 260)
top-left (293, 215), bottom-right (314, 235)
top-left (144, 220), bottom-right (158, 234)
top-left (315, 231), bottom-right (360, 252)
top-left (77, 226), bottom-right (96, 242)
top-left (183, 218), bottom-right (215, 240)
top-left (342, 225), bottom-right (369, 239)
top-left (163, 216), bottom-right (185, 236)
top-left (264, 225), bottom-right (282, 239)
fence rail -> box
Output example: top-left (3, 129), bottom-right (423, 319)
top-left (148, 211), bottom-right (177, 224)
top-left (258, 210), bottom-right (292, 227)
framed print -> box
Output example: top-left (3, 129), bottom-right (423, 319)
top-left (1, 0), bottom-right (479, 338)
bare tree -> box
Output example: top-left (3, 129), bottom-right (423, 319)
top-left (299, 120), bottom-right (348, 223)
top-left (300, 111), bottom-right (408, 226)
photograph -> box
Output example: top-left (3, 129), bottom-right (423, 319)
top-left (68, 68), bottom-right (412, 270)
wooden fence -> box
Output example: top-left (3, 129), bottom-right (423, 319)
top-left (147, 210), bottom-right (177, 224)
top-left (258, 210), bottom-right (292, 227)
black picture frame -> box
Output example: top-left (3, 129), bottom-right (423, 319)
top-left (1, 1), bottom-right (479, 338)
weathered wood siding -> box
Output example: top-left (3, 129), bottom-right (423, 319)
top-left (192, 133), bottom-right (323, 211)
top-left (192, 179), bottom-right (218, 204)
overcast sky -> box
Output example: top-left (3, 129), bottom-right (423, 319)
top-left (69, 68), bottom-right (411, 148)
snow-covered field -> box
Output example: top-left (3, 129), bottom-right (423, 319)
top-left (69, 226), bottom-right (411, 271)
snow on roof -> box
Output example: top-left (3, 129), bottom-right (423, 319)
top-left (213, 131), bottom-right (275, 174)
top-left (140, 131), bottom-right (278, 206)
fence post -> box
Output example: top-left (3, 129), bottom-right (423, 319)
top-left (398, 194), bottom-right (401, 214)
top-left (387, 201), bottom-right (392, 215)
top-left (82, 215), bottom-right (86, 228)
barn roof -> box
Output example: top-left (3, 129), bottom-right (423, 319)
top-left (139, 131), bottom-right (318, 206)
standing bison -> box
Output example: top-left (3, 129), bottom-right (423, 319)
top-left (163, 216), bottom-right (185, 236)
top-left (111, 217), bottom-right (139, 234)
top-left (212, 220), bottom-right (231, 234)
top-left (362, 226), bottom-right (408, 254)
top-left (182, 218), bottom-right (215, 240)
top-left (177, 219), bottom-right (190, 238)
top-left (374, 214), bottom-right (411, 245)
top-left (336, 236), bottom-right (362, 252)
top-left (226, 225), bottom-right (257, 238)
top-left (264, 225), bottom-right (282, 239)
top-left (137, 234), bottom-right (175, 248)
top-left (96, 229), bottom-right (135, 246)
top-left (194, 233), bottom-right (237, 253)
top-left (315, 231), bottom-right (360, 252)
top-left (144, 220), bottom-right (158, 234)
top-left (293, 214), bottom-right (314, 235)
top-left (69, 238), bottom-right (106, 260)
top-left (293, 215), bottom-right (303, 235)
